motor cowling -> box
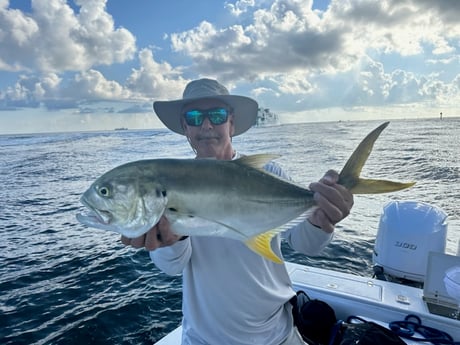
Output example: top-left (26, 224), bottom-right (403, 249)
top-left (373, 201), bottom-right (448, 284)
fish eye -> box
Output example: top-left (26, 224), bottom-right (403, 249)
top-left (98, 186), bottom-right (111, 197)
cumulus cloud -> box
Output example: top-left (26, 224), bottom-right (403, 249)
top-left (415, 0), bottom-right (460, 24)
top-left (65, 69), bottom-right (130, 100)
top-left (225, 0), bottom-right (256, 16)
top-left (174, 0), bottom-right (460, 113)
top-left (170, 2), bottom-right (348, 80)
top-left (0, 73), bottom-right (62, 107)
top-left (0, 0), bottom-right (136, 73)
top-left (1, 0), bottom-right (460, 127)
top-left (126, 48), bottom-right (188, 100)
top-left (0, 69), bottom-right (124, 105)
top-left (318, 56), bottom-right (459, 109)
top-left (329, 0), bottom-right (459, 56)
top-left (0, 47), bottom-right (189, 111)
top-left (170, 0), bottom-right (459, 80)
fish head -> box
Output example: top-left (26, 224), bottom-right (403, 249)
top-left (76, 164), bottom-right (168, 238)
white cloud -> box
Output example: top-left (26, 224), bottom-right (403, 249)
top-left (65, 69), bottom-right (130, 100)
top-left (168, 0), bottom-right (460, 115)
top-left (225, 0), bottom-right (256, 16)
top-left (330, 57), bottom-right (460, 108)
top-left (329, 0), bottom-right (460, 57)
top-left (126, 48), bottom-right (188, 100)
top-left (170, 1), bottom-right (347, 79)
top-left (415, 0), bottom-right (460, 24)
top-left (271, 73), bottom-right (315, 95)
top-left (1, 0), bottom-right (460, 132)
top-left (0, 69), bottom-right (130, 111)
top-left (0, 47), bottom-right (192, 112)
top-left (169, 0), bottom-right (459, 80)
top-left (0, 0), bottom-right (136, 73)
top-left (1, 73), bottom-right (61, 105)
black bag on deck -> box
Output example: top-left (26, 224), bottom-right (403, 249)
top-left (290, 292), bottom-right (408, 345)
top-left (290, 290), bottom-right (337, 344)
top-left (331, 316), bottom-right (407, 345)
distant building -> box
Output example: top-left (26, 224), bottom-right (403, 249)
top-left (256, 107), bottom-right (279, 126)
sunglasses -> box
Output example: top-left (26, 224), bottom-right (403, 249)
top-left (183, 108), bottom-right (230, 126)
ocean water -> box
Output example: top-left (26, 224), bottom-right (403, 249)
top-left (1, 118), bottom-right (459, 344)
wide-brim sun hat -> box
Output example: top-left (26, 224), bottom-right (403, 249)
top-left (153, 78), bottom-right (258, 136)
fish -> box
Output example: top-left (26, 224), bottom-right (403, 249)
top-left (76, 122), bottom-right (415, 263)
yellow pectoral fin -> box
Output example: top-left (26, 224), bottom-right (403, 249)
top-left (245, 230), bottom-right (283, 264)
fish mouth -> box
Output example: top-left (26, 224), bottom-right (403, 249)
top-left (76, 198), bottom-right (112, 227)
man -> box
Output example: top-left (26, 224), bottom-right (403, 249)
top-left (122, 79), bottom-right (353, 344)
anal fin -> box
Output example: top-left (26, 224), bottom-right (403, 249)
top-left (245, 230), bottom-right (283, 264)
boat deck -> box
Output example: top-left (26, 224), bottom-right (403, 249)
top-left (157, 262), bottom-right (460, 344)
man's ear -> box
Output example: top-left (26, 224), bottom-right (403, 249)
top-left (181, 118), bottom-right (188, 134)
top-left (229, 115), bottom-right (235, 137)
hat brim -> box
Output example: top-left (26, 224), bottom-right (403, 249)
top-left (153, 95), bottom-right (258, 136)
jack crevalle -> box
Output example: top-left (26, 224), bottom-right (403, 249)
top-left (77, 122), bottom-right (414, 263)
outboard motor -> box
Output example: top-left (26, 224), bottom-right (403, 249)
top-left (373, 201), bottom-right (448, 287)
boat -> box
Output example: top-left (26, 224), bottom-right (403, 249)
top-left (157, 201), bottom-right (460, 344)
top-left (256, 107), bottom-right (279, 127)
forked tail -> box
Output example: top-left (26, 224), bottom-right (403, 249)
top-left (338, 122), bottom-right (415, 194)
top-left (246, 122), bottom-right (415, 264)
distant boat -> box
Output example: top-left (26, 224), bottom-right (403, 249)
top-left (256, 107), bottom-right (279, 127)
top-left (114, 127), bottom-right (128, 131)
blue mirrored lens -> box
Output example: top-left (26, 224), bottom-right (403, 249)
top-left (184, 110), bottom-right (204, 126)
top-left (184, 108), bottom-right (229, 126)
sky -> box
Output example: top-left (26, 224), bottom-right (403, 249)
top-left (0, 0), bottom-right (459, 134)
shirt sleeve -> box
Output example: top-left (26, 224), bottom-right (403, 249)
top-left (283, 220), bottom-right (333, 255)
top-left (149, 236), bottom-right (192, 276)
top-left (263, 160), bottom-right (333, 256)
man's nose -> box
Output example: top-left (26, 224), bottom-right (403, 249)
top-left (201, 116), bottom-right (213, 128)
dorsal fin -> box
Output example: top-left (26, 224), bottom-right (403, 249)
top-left (234, 154), bottom-right (281, 171)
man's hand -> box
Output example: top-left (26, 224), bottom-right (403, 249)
top-left (120, 216), bottom-right (181, 251)
top-left (308, 170), bottom-right (354, 233)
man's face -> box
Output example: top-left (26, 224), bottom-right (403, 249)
top-left (182, 98), bottom-right (235, 159)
